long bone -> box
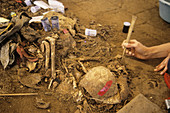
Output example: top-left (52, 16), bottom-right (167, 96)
top-left (40, 41), bottom-right (50, 71)
top-left (45, 37), bottom-right (56, 89)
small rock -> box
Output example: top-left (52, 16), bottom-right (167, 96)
top-left (74, 109), bottom-right (80, 113)
top-left (20, 85), bottom-right (24, 88)
top-left (90, 20), bottom-right (95, 25)
top-left (44, 78), bottom-right (48, 83)
top-left (35, 98), bottom-right (50, 109)
top-left (52, 81), bottom-right (59, 90)
top-left (114, 54), bottom-right (122, 59)
top-left (97, 24), bottom-right (102, 27)
top-left (47, 109), bottom-right (50, 112)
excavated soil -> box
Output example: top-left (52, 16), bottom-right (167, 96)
top-left (0, 0), bottom-right (170, 113)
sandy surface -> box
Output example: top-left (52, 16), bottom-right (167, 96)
top-left (0, 0), bottom-right (170, 113)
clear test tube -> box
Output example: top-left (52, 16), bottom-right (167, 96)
top-left (41, 17), bottom-right (51, 32)
top-left (50, 16), bottom-right (59, 30)
top-left (24, 0), bottom-right (32, 6)
top-left (31, 6), bottom-right (41, 13)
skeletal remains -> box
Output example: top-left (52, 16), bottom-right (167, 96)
top-left (80, 66), bottom-right (129, 104)
top-left (40, 37), bottom-right (56, 89)
top-left (0, 10), bottom-right (130, 107)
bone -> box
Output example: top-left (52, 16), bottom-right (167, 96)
top-left (45, 37), bottom-right (56, 89)
top-left (68, 25), bottom-right (76, 37)
top-left (62, 59), bottom-right (69, 74)
top-left (69, 73), bottom-right (77, 89)
top-left (77, 33), bottom-right (87, 39)
top-left (41, 41), bottom-right (50, 71)
top-left (78, 60), bottom-right (87, 73)
top-left (117, 75), bottom-right (129, 101)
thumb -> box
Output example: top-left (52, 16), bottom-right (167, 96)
top-left (123, 43), bottom-right (137, 48)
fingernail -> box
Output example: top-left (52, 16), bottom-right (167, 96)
top-left (160, 72), bottom-right (163, 75)
top-left (154, 69), bottom-right (157, 71)
top-left (124, 43), bottom-right (128, 46)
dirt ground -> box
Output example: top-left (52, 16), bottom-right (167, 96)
top-left (0, 0), bottom-right (170, 113)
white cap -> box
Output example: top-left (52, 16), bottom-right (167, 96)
top-left (124, 22), bottom-right (131, 26)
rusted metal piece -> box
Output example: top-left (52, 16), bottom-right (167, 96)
top-left (16, 45), bottom-right (39, 62)
top-left (41, 41), bottom-right (50, 71)
top-left (45, 37), bottom-right (56, 89)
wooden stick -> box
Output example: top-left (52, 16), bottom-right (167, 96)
top-left (65, 57), bottom-right (100, 62)
top-left (0, 93), bottom-right (38, 97)
top-left (122, 16), bottom-right (137, 57)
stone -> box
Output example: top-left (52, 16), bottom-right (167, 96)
top-left (117, 93), bottom-right (164, 113)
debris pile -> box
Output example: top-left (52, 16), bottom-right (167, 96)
top-left (0, 0), bottom-right (130, 112)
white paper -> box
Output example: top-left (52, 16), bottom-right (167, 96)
top-left (85, 28), bottom-right (97, 36)
top-left (0, 41), bottom-right (10, 69)
top-left (29, 16), bottom-right (43, 23)
top-left (42, 10), bottom-right (55, 15)
top-left (0, 17), bottom-right (10, 23)
top-left (34, 1), bottom-right (50, 9)
top-left (48, 0), bottom-right (64, 13)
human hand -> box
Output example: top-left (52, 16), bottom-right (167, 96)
top-left (154, 53), bottom-right (170, 75)
top-left (121, 40), bottom-right (149, 59)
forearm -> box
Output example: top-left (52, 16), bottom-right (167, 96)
top-left (146, 43), bottom-right (170, 59)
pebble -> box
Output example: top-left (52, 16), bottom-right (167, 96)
top-left (20, 85), bottom-right (24, 88)
top-left (44, 78), bottom-right (48, 83)
top-left (97, 24), bottom-right (102, 27)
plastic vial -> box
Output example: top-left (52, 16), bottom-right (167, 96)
top-left (31, 6), bottom-right (41, 13)
top-left (122, 22), bottom-right (131, 33)
top-left (41, 17), bottom-right (51, 32)
top-left (24, 0), bottom-right (32, 6)
top-left (50, 16), bottom-right (59, 30)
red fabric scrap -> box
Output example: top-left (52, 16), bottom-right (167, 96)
top-left (164, 73), bottom-right (170, 89)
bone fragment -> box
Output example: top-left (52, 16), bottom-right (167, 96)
top-left (41, 41), bottom-right (50, 70)
top-left (45, 37), bottom-right (56, 89)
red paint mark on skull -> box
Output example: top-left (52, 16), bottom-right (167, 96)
top-left (97, 80), bottom-right (113, 96)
